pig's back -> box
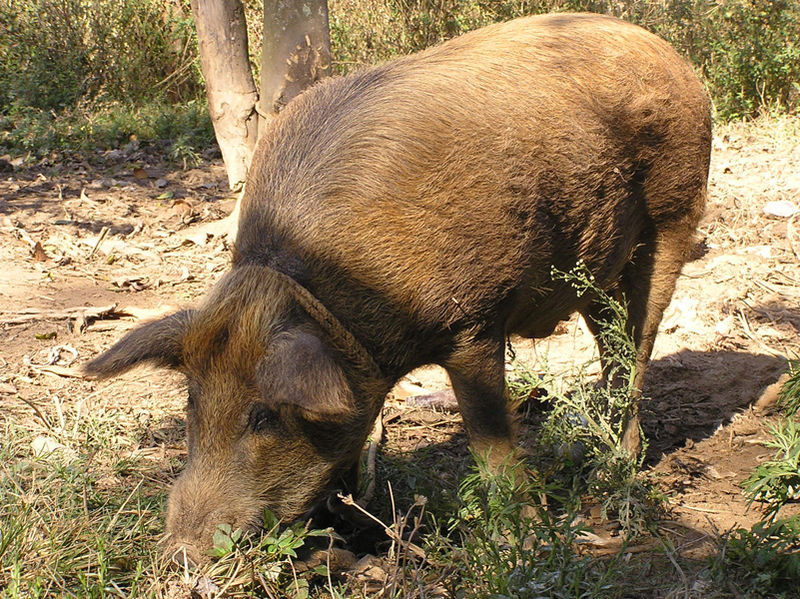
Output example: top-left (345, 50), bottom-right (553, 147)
top-left (236, 13), bottom-right (710, 371)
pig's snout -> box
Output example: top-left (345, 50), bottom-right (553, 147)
top-left (164, 467), bottom-right (263, 565)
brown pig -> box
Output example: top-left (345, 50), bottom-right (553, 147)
top-left (85, 13), bottom-right (711, 562)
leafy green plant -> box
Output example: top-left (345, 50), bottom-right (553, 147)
top-left (0, 100), bottom-right (213, 159)
top-left (742, 418), bottom-right (800, 521)
top-left (537, 263), bottom-right (661, 536)
top-left (169, 132), bottom-right (203, 168)
top-left (0, 0), bottom-right (200, 112)
top-left (203, 511), bottom-right (338, 598)
top-left (447, 459), bottom-right (624, 598)
top-left (778, 359), bottom-right (800, 417)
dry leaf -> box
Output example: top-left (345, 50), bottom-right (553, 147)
top-left (31, 435), bottom-right (66, 456)
top-left (32, 241), bottom-right (48, 262)
top-left (0, 382), bottom-right (18, 394)
top-left (113, 276), bottom-right (149, 291)
top-left (171, 199), bottom-right (193, 219)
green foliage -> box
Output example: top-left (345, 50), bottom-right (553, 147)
top-left (210, 510), bottom-right (332, 561)
top-left (720, 363), bottom-right (800, 597)
top-left (330, 0), bottom-right (800, 119)
top-left (778, 359), bottom-right (800, 416)
top-left (708, 515), bottom-right (800, 598)
top-left (699, 0), bottom-right (800, 119)
top-left (741, 418), bottom-right (800, 521)
top-left (0, 100), bottom-right (213, 159)
top-left (0, 0), bottom-right (201, 113)
top-left (448, 459), bottom-right (623, 598)
top-left (203, 512), bottom-right (337, 598)
top-left (539, 264), bottom-right (661, 536)
top-left (2, 0), bottom-right (797, 159)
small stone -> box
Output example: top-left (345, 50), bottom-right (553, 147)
top-left (763, 200), bottom-right (798, 218)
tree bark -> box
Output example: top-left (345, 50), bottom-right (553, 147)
top-left (191, 0), bottom-right (259, 190)
top-left (259, 0), bottom-right (332, 136)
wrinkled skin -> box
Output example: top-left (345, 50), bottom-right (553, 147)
top-left (84, 14), bottom-right (711, 563)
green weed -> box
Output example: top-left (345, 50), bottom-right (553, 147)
top-left (0, 0), bottom-right (200, 112)
top-left (708, 516), bottom-right (800, 599)
top-left (445, 459), bottom-right (625, 598)
top-left (0, 100), bottom-right (213, 160)
top-left (742, 419), bottom-right (800, 521)
top-left (198, 512), bottom-right (338, 598)
top-left (0, 416), bottom-right (169, 597)
top-left (778, 359), bottom-right (800, 417)
top-left (535, 264), bottom-right (662, 536)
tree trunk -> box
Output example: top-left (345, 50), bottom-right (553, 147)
top-left (191, 0), bottom-right (259, 190)
top-left (259, 0), bottom-right (332, 136)
top-left (190, 1), bottom-right (331, 238)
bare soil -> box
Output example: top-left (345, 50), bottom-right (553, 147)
top-left (2, 116), bottom-right (799, 594)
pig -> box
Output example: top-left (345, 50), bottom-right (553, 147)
top-left (84, 13), bottom-right (711, 562)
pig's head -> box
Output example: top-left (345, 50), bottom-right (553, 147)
top-left (84, 265), bottom-right (382, 564)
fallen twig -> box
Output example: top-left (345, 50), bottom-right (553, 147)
top-left (787, 214), bottom-right (800, 262)
top-left (405, 388), bottom-right (459, 411)
top-left (16, 396), bottom-right (52, 429)
top-left (591, 540), bottom-right (660, 556)
top-left (89, 226), bottom-right (109, 258)
top-left (736, 307), bottom-right (786, 358)
top-left (32, 364), bottom-right (85, 379)
top-left (338, 493), bottom-right (426, 560)
top-left (1, 303), bottom-right (119, 325)
top-left (359, 410), bottom-right (384, 507)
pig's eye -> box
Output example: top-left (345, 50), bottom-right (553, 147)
top-left (248, 403), bottom-right (280, 433)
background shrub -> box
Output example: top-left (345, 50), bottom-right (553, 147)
top-left (0, 0), bottom-right (200, 112)
top-left (329, 0), bottom-right (800, 119)
top-left (0, 0), bottom-right (797, 156)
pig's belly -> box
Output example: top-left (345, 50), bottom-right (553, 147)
top-left (505, 288), bottom-right (590, 339)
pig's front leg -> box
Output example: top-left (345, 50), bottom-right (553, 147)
top-left (444, 330), bottom-right (517, 471)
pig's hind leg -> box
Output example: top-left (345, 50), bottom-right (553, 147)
top-left (443, 328), bottom-right (517, 471)
top-left (581, 222), bottom-right (697, 456)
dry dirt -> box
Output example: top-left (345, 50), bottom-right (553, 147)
top-left (1, 116), bottom-right (799, 591)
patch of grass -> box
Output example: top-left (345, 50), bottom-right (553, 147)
top-left (708, 516), bottom-right (800, 599)
top-left (442, 459), bottom-right (625, 598)
top-left (194, 512), bottom-right (339, 599)
top-left (741, 418), bottom-right (800, 521)
top-left (0, 100), bottom-right (214, 162)
top-left (533, 264), bottom-right (663, 537)
top-left (0, 413), bottom-right (169, 597)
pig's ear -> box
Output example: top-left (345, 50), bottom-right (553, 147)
top-left (258, 330), bottom-right (354, 420)
top-left (83, 310), bottom-right (195, 379)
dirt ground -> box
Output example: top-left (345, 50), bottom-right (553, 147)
top-left (1, 115), bottom-right (799, 592)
